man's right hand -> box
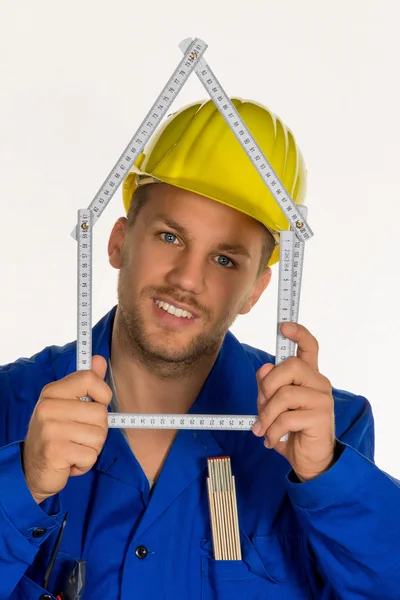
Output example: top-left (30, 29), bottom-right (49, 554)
top-left (22, 355), bottom-right (112, 504)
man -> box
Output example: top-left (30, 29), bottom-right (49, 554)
top-left (0, 97), bottom-right (399, 599)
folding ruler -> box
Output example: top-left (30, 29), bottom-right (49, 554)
top-left (75, 37), bottom-right (313, 442)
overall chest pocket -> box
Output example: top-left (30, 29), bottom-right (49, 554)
top-left (21, 548), bottom-right (81, 600)
top-left (201, 531), bottom-right (313, 600)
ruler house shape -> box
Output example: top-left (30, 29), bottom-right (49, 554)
top-left (74, 38), bottom-right (313, 435)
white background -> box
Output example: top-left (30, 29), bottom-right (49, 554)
top-left (1, 1), bottom-right (399, 477)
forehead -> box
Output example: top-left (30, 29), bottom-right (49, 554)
top-left (141, 184), bottom-right (264, 243)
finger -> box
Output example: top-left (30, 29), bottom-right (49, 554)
top-left (41, 369), bottom-right (112, 408)
top-left (36, 397), bottom-right (109, 427)
top-left (280, 323), bottom-right (319, 371)
top-left (264, 408), bottom-right (332, 449)
top-left (253, 387), bottom-right (332, 437)
top-left (91, 355), bottom-right (108, 379)
top-left (70, 465), bottom-right (94, 476)
top-left (63, 441), bottom-right (99, 474)
top-left (256, 363), bottom-right (275, 404)
top-left (257, 358), bottom-right (331, 405)
top-left (63, 422), bottom-right (108, 454)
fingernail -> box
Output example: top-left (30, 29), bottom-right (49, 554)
top-left (283, 322), bottom-right (297, 332)
top-left (264, 437), bottom-right (270, 448)
top-left (252, 420), bottom-right (262, 436)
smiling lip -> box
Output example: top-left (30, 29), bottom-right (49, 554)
top-left (153, 297), bottom-right (199, 318)
top-left (151, 299), bottom-right (198, 328)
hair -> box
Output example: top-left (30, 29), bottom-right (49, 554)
top-left (127, 185), bottom-right (275, 277)
top-left (127, 184), bottom-right (151, 228)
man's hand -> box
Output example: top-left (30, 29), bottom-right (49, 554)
top-left (252, 322), bottom-right (336, 482)
top-left (23, 355), bottom-right (112, 504)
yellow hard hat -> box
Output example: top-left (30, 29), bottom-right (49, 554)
top-left (122, 97), bottom-right (307, 266)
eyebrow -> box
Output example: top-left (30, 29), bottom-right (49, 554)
top-left (152, 214), bottom-right (252, 259)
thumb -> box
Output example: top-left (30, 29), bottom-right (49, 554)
top-left (91, 355), bottom-right (108, 380)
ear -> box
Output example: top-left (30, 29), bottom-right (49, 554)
top-left (108, 217), bottom-right (128, 269)
top-left (238, 267), bottom-right (272, 315)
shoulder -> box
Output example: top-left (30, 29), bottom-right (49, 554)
top-left (0, 338), bottom-right (76, 380)
top-left (241, 338), bottom-right (371, 409)
top-left (329, 385), bottom-right (374, 457)
top-left (0, 340), bottom-right (76, 444)
top-left (241, 341), bottom-right (275, 371)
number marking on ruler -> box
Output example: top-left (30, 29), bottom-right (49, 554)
top-left (276, 230), bottom-right (295, 365)
top-left (108, 414), bottom-right (257, 430)
top-left (275, 205), bottom-right (307, 364)
top-left (275, 205), bottom-right (307, 440)
top-left (289, 205), bottom-right (307, 355)
top-left (70, 38), bottom-right (208, 239)
top-left (77, 209), bottom-right (93, 402)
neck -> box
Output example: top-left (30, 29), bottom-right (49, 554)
top-left (109, 309), bottom-right (221, 415)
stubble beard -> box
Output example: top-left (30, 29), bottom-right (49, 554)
top-left (115, 271), bottom-right (241, 380)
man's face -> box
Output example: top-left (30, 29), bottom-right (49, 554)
top-left (108, 184), bottom-right (271, 370)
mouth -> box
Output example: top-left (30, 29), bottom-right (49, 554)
top-left (152, 298), bottom-right (198, 331)
top-left (153, 297), bottom-right (198, 319)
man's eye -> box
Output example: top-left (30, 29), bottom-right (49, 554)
top-left (160, 232), bottom-right (178, 244)
top-left (216, 256), bottom-right (235, 268)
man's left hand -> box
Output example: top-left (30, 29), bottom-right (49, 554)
top-left (252, 322), bottom-right (336, 482)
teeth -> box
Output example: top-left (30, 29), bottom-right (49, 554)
top-left (155, 300), bottom-right (194, 319)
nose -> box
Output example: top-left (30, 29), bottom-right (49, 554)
top-left (165, 249), bottom-right (206, 296)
